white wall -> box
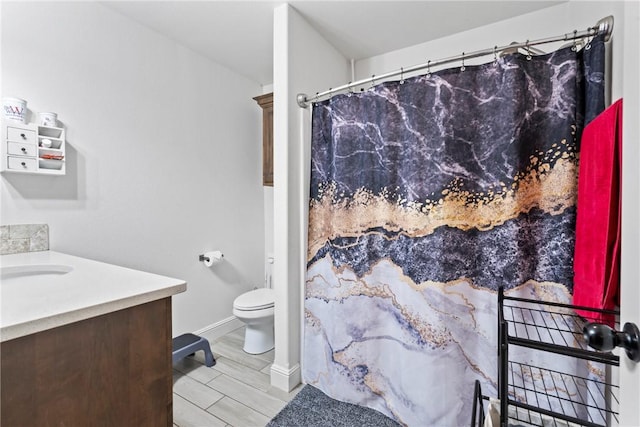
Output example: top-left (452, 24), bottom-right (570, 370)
top-left (0, 2), bottom-right (264, 337)
top-left (271, 4), bottom-right (349, 391)
top-left (620, 2), bottom-right (640, 425)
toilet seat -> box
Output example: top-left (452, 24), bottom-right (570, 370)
top-left (233, 288), bottom-right (274, 311)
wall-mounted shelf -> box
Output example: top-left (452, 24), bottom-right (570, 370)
top-left (1, 119), bottom-right (66, 175)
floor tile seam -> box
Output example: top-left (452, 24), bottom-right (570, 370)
top-left (173, 411), bottom-right (228, 427)
top-left (209, 347), bottom-right (252, 361)
top-left (203, 410), bottom-right (228, 427)
top-left (174, 371), bottom-right (216, 389)
top-left (204, 394), bottom-right (228, 413)
top-left (174, 369), bottom-right (206, 385)
top-left (174, 359), bottom-right (219, 379)
top-left (173, 383), bottom-right (225, 409)
top-left (209, 363), bottom-right (271, 391)
top-left (214, 394), bottom-right (280, 421)
top-left (214, 372), bottom-right (287, 399)
top-left (205, 393), bottom-right (270, 418)
top-left (183, 368), bottom-right (223, 386)
top-left (214, 354), bottom-right (268, 367)
top-left (206, 374), bottom-right (270, 394)
top-left (204, 395), bottom-right (273, 425)
top-left (212, 355), bottom-right (262, 372)
top-left (210, 352), bottom-right (271, 371)
top-left (207, 373), bottom-right (288, 413)
top-left (173, 393), bottom-right (229, 427)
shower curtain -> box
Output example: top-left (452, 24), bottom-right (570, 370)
top-left (303, 35), bottom-right (605, 426)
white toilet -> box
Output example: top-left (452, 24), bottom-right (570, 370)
top-left (232, 288), bottom-right (275, 354)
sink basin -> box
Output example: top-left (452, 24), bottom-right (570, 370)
top-left (1, 264), bottom-right (74, 281)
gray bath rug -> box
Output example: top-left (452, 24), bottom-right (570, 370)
top-left (267, 385), bottom-right (402, 427)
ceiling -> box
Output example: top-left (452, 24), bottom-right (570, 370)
top-left (102, 1), bottom-right (564, 86)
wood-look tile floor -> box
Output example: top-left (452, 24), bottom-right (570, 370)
top-left (172, 327), bottom-right (303, 427)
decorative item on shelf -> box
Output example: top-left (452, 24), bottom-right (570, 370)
top-left (2, 97), bottom-right (27, 123)
top-left (40, 154), bottom-right (64, 160)
top-left (38, 112), bottom-right (57, 127)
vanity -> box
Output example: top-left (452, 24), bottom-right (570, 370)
top-left (0, 250), bottom-right (186, 426)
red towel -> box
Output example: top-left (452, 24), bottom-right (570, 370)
top-left (573, 99), bottom-right (622, 324)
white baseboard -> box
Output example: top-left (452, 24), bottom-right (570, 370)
top-left (270, 362), bottom-right (301, 392)
top-left (193, 316), bottom-right (244, 341)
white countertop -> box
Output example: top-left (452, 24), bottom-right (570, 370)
top-left (0, 251), bottom-right (186, 342)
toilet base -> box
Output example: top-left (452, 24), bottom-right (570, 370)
top-left (243, 321), bottom-right (274, 354)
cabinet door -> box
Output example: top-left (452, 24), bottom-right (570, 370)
top-left (262, 105), bottom-right (273, 186)
top-left (253, 93), bottom-right (273, 187)
top-left (0, 298), bottom-right (173, 427)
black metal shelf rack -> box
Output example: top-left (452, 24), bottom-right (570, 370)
top-left (472, 288), bottom-right (620, 427)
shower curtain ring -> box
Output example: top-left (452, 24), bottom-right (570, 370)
top-left (460, 52), bottom-right (466, 71)
top-left (400, 67), bottom-right (405, 84)
top-left (493, 46), bottom-right (498, 64)
top-left (571, 30), bottom-right (578, 51)
top-left (525, 40), bottom-right (532, 60)
top-left (315, 92), bottom-right (319, 105)
top-left (370, 75), bottom-right (375, 90)
top-left (347, 82), bottom-right (353, 97)
top-left (426, 60), bottom-right (431, 78)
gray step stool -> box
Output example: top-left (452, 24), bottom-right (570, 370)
top-left (172, 333), bottom-right (216, 367)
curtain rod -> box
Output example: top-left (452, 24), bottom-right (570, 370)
top-left (297, 15), bottom-right (613, 108)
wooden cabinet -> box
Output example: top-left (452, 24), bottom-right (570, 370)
top-left (1, 298), bottom-right (173, 426)
top-left (253, 93), bottom-right (273, 187)
top-left (1, 119), bottom-right (66, 175)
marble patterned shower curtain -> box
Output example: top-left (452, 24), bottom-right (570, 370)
top-left (303, 36), bottom-right (605, 426)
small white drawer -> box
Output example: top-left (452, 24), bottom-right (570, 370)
top-left (7, 142), bottom-right (37, 157)
top-left (7, 156), bottom-right (37, 171)
top-left (7, 126), bottom-right (36, 144)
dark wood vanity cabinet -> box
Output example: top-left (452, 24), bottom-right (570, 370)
top-left (0, 298), bottom-right (173, 427)
top-left (253, 92), bottom-right (273, 187)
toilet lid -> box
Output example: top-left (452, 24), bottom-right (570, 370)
top-left (233, 288), bottom-right (275, 310)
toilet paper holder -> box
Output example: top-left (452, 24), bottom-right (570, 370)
top-left (199, 251), bottom-right (224, 266)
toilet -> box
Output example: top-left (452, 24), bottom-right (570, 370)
top-left (232, 288), bottom-right (275, 354)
